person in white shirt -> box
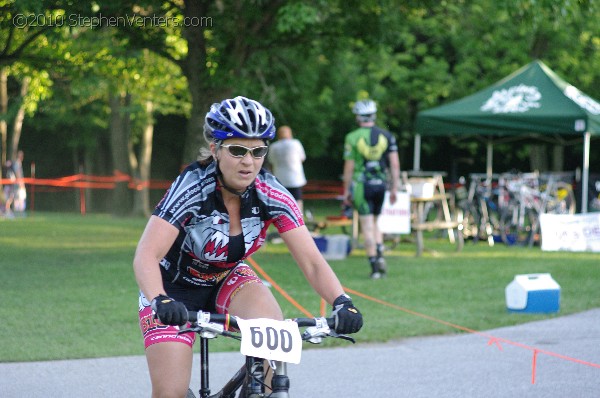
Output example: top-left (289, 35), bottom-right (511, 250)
top-left (268, 125), bottom-right (307, 213)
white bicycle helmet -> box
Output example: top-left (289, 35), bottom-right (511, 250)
top-left (204, 96), bottom-right (276, 142)
top-left (352, 99), bottom-right (377, 117)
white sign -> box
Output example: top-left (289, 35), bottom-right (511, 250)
top-left (377, 191), bottom-right (411, 234)
top-left (236, 318), bottom-right (303, 364)
top-left (540, 213), bottom-right (600, 252)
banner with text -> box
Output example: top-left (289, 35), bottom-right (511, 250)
top-left (540, 213), bottom-right (600, 252)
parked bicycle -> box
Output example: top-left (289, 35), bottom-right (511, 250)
top-left (181, 311), bottom-right (355, 398)
top-left (498, 171), bottom-right (576, 247)
top-left (457, 173), bottom-right (508, 245)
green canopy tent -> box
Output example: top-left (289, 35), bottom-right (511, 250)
top-left (415, 60), bottom-right (600, 212)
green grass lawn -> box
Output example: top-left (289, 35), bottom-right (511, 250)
top-left (1, 211), bottom-right (598, 362)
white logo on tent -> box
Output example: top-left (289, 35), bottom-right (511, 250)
top-left (480, 84), bottom-right (541, 114)
top-left (564, 85), bottom-right (600, 115)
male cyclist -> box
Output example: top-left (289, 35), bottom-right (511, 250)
top-left (342, 99), bottom-right (401, 279)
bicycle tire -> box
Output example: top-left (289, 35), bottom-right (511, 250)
top-left (459, 200), bottom-right (482, 242)
top-left (499, 204), bottom-right (537, 246)
top-left (481, 196), bottom-right (501, 245)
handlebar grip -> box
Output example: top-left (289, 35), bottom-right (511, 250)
top-left (187, 311), bottom-right (198, 321)
top-left (294, 317), bottom-right (336, 329)
top-left (187, 311), bottom-right (239, 329)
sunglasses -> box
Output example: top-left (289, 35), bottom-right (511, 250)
top-left (221, 144), bottom-right (269, 159)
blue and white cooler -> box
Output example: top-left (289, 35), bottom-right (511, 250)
top-left (313, 234), bottom-right (351, 260)
top-left (505, 273), bottom-right (561, 313)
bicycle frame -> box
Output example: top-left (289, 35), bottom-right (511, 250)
top-left (195, 335), bottom-right (244, 398)
top-left (194, 339), bottom-right (287, 398)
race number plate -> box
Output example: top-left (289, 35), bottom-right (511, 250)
top-left (236, 318), bottom-right (303, 364)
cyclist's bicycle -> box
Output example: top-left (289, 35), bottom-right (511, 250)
top-left (181, 311), bottom-right (355, 398)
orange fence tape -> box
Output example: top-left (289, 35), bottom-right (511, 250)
top-left (246, 257), bottom-right (313, 318)
top-left (1, 172), bottom-right (172, 215)
top-left (1, 173), bottom-right (344, 215)
top-left (0, 174), bottom-right (171, 190)
top-left (1, 174), bottom-right (342, 196)
top-left (303, 180), bottom-right (343, 200)
top-left (344, 286), bottom-right (600, 384)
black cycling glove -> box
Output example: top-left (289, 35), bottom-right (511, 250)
top-left (331, 294), bottom-right (363, 334)
top-left (151, 294), bottom-right (189, 326)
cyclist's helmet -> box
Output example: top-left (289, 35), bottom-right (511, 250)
top-left (352, 99), bottom-right (377, 122)
top-left (204, 96), bottom-right (276, 142)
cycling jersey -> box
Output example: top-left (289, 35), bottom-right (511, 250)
top-left (344, 125), bottom-right (398, 215)
top-left (343, 125), bottom-right (398, 183)
top-left (153, 161), bottom-right (304, 288)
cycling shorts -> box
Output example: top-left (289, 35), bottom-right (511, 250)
top-left (352, 179), bottom-right (386, 216)
top-left (138, 262), bottom-right (262, 348)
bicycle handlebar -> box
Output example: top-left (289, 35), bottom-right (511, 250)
top-left (183, 311), bottom-right (352, 343)
top-left (186, 311), bottom-right (335, 329)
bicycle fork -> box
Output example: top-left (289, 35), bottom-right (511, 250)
top-left (245, 359), bottom-right (290, 398)
top-left (270, 361), bottom-right (290, 397)
top-left (246, 357), bottom-right (264, 396)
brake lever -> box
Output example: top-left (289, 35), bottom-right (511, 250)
top-left (178, 325), bottom-right (201, 335)
top-left (222, 330), bottom-right (242, 340)
top-left (177, 321), bottom-right (226, 339)
top-left (302, 326), bottom-right (356, 344)
top-left (328, 330), bottom-right (356, 344)
top-left (177, 323), bottom-right (241, 341)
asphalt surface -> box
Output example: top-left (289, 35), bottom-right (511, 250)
top-left (1, 309), bottom-right (599, 397)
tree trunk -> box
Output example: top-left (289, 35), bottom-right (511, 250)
top-left (0, 68), bottom-right (7, 167)
top-left (552, 145), bottom-right (564, 172)
top-left (10, 76), bottom-right (30, 161)
top-left (131, 100), bottom-right (154, 217)
top-left (529, 144), bottom-right (547, 172)
top-left (109, 93), bottom-right (132, 216)
top-left (0, 67), bottom-right (6, 196)
top-left (181, 0), bottom-right (210, 164)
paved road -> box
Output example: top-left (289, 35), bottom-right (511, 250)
top-left (1, 309), bottom-right (599, 397)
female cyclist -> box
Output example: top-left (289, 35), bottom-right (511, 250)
top-left (133, 96), bottom-right (363, 397)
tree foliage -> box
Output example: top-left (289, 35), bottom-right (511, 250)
top-left (1, 0), bottom-right (599, 212)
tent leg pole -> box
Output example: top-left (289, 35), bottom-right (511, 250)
top-left (486, 140), bottom-right (493, 179)
top-left (413, 134), bottom-right (421, 171)
top-left (582, 131), bottom-right (590, 213)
